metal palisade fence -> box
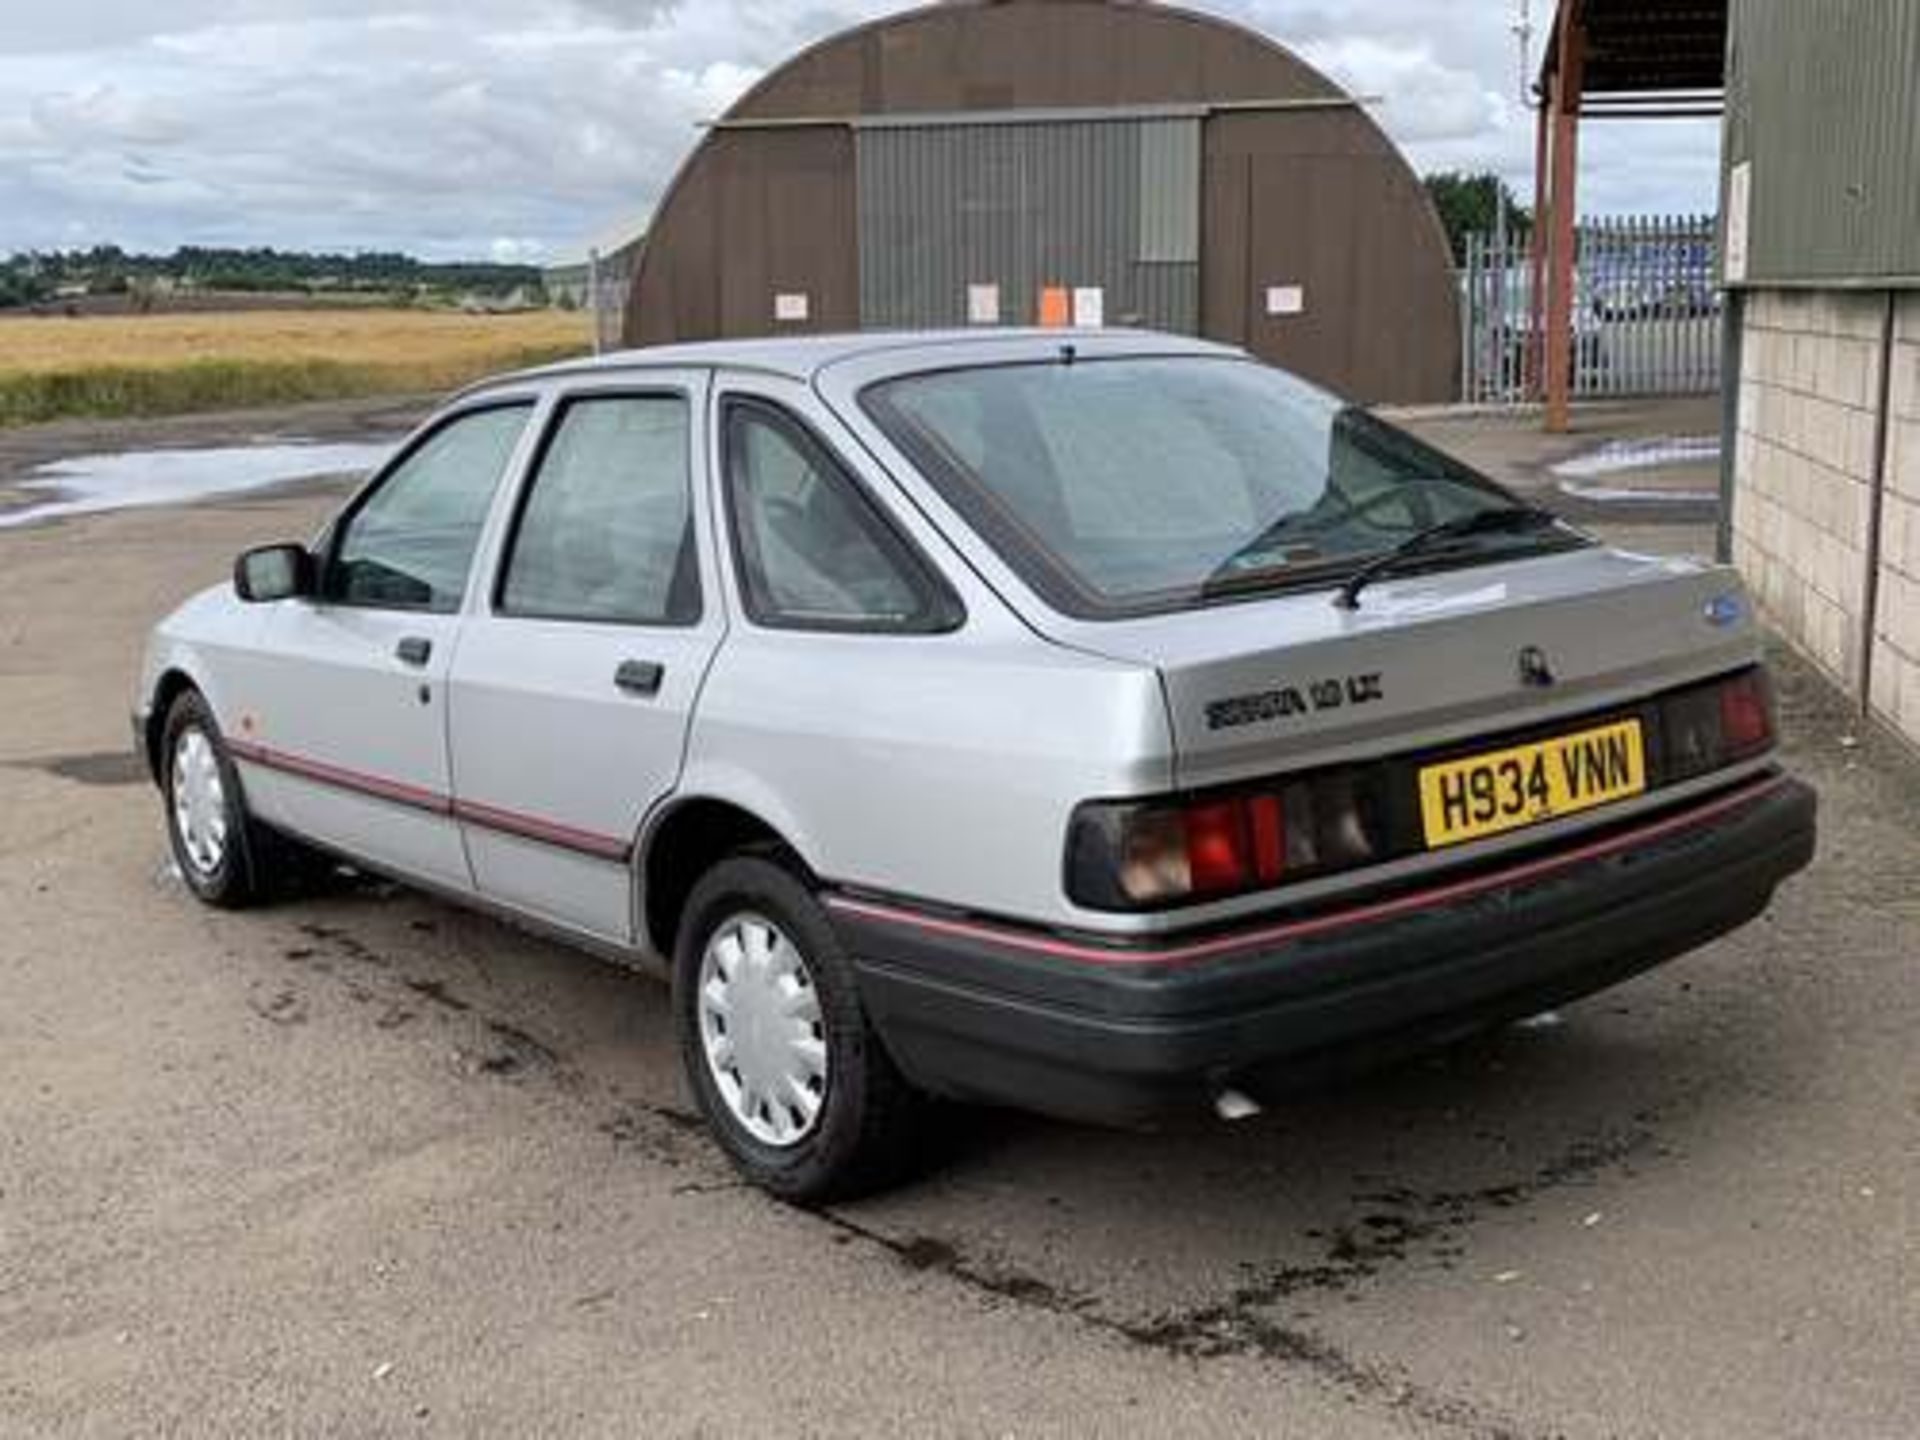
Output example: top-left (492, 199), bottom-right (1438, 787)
top-left (590, 277), bottom-right (630, 354)
top-left (1460, 215), bottom-right (1722, 405)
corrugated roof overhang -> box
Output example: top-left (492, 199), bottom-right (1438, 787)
top-left (1539, 0), bottom-right (1728, 115)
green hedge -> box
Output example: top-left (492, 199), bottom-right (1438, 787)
top-left (0, 346), bottom-right (585, 428)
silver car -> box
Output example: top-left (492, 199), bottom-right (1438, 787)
top-left (136, 331), bottom-right (1816, 1200)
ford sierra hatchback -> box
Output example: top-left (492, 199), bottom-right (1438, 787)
top-left (136, 331), bottom-right (1817, 1200)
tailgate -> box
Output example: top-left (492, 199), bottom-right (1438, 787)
top-left (1029, 547), bottom-right (1760, 792)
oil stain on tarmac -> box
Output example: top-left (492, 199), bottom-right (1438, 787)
top-left (14, 751), bottom-right (150, 787)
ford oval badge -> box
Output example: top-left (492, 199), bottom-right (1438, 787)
top-left (1705, 593), bottom-right (1746, 629)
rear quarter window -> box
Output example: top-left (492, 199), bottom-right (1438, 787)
top-left (721, 399), bottom-right (962, 635)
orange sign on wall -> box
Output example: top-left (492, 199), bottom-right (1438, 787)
top-left (1037, 286), bottom-right (1071, 328)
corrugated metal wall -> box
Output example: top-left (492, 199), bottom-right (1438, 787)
top-left (856, 118), bottom-right (1200, 332)
top-left (1727, 0), bottom-right (1920, 285)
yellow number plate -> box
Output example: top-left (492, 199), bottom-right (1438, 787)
top-left (1419, 719), bottom-right (1647, 850)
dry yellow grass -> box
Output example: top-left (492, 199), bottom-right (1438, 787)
top-left (0, 308), bottom-right (593, 425)
top-left (0, 307), bottom-right (589, 376)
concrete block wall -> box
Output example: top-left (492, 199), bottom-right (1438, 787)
top-left (1732, 289), bottom-right (1920, 749)
top-left (1870, 295), bottom-right (1920, 742)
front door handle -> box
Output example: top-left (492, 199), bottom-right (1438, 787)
top-left (395, 636), bottom-right (433, 668)
top-left (615, 660), bottom-right (665, 697)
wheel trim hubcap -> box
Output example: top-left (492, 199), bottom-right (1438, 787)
top-left (697, 913), bottom-right (828, 1148)
top-left (170, 728), bottom-right (229, 877)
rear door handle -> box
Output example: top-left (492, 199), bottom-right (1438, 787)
top-left (395, 636), bottom-right (433, 668)
top-left (615, 660), bottom-right (665, 697)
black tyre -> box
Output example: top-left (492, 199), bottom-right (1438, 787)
top-left (674, 856), bottom-right (926, 1203)
top-left (160, 690), bottom-right (273, 909)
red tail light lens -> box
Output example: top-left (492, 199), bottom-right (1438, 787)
top-left (1185, 801), bottom-right (1252, 895)
top-left (1719, 669), bottom-right (1775, 759)
top-left (1247, 795), bottom-right (1286, 882)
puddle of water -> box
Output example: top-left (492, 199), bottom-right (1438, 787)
top-left (1551, 435), bottom-right (1720, 479)
top-left (1558, 478), bottom-right (1720, 505)
top-left (0, 440), bottom-right (396, 530)
top-left (1551, 435), bottom-right (1721, 506)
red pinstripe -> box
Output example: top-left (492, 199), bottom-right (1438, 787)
top-left (227, 739), bottom-right (631, 863)
top-left (226, 739), bottom-right (449, 816)
top-left (451, 796), bottom-right (633, 862)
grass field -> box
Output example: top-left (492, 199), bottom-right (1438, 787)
top-left (0, 308), bottom-right (592, 427)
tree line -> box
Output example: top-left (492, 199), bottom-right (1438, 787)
top-left (0, 245), bottom-right (543, 309)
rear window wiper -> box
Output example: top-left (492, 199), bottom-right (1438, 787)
top-left (1332, 506), bottom-right (1565, 612)
top-left (1200, 551), bottom-right (1361, 601)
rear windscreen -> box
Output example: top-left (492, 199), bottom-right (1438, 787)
top-left (862, 357), bottom-right (1557, 619)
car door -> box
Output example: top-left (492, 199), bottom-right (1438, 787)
top-left (446, 376), bottom-right (725, 942)
top-left (235, 400), bottom-right (537, 891)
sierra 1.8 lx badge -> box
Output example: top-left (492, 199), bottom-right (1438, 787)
top-left (1206, 672), bottom-right (1385, 732)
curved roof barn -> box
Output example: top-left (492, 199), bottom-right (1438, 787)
top-left (625, 0), bottom-right (1459, 403)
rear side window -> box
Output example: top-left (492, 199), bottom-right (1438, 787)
top-left (722, 400), bottom-right (960, 633)
top-left (328, 404), bottom-right (531, 612)
top-left (499, 395), bottom-right (700, 626)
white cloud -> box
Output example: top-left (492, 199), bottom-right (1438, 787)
top-left (489, 236), bottom-right (549, 265)
top-left (1298, 37), bottom-right (1501, 144)
top-left (0, 1), bottom-right (1723, 260)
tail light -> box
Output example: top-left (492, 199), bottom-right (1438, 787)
top-left (1662, 666), bottom-right (1776, 780)
top-left (1067, 775), bottom-right (1384, 911)
top-left (1718, 668), bottom-right (1775, 759)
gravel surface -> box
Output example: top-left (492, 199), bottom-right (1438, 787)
top-left (1, 403), bottom-right (1914, 1438)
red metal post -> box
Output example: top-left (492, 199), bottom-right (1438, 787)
top-left (1544, 5), bottom-right (1585, 433)
top-left (1528, 93), bottom-right (1551, 399)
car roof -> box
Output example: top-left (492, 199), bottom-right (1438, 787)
top-left (466, 328), bottom-right (1246, 397)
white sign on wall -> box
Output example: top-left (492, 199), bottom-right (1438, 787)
top-left (1265, 285), bottom-right (1306, 317)
top-left (774, 292), bottom-right (811, 323)
top-left (967, 284), bottom-right (1001, 326)
top-left (1072, 287), bottom-right (1105, 328)
top-left (1725, 162), bottom-right (1753, 285)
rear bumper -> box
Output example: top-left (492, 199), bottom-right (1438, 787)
top-left (830, 774), bottom-right (1817, 1126)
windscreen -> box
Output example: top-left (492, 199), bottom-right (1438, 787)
top-left (863, 357), bottom-right (1557, 618)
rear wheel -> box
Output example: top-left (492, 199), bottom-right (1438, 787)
top-left (674, 856), bottom-right (925, 1202)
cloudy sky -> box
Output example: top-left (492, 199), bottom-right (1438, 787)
top-left (0, 1), bottom-right (1722, 262)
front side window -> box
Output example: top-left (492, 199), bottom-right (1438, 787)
top-left (499, 395), bottom-right (700, 626)
top-left (327, 404), bottom-right (531, 612)
top-left (862, 358), bottom-right (1583, 619)
top-left (723, 400), bottom-right (958, 632)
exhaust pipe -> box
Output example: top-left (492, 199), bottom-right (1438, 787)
top-left (1214, 1088), bottom-right (1263, 1122)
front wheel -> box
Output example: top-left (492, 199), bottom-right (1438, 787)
top-left (674, 857), bottom-right (926, 1203)
top-left (161, 691), bottom-right (270, 909)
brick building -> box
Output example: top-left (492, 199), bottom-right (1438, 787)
top-left (1721, 0), bottom-right (1920, 749)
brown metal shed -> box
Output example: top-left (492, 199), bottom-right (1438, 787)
top-left (624, 0), bottom-right (1460, 404)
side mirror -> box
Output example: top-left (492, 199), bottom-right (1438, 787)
top-left (234, 544), bottom-right (316, 604)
